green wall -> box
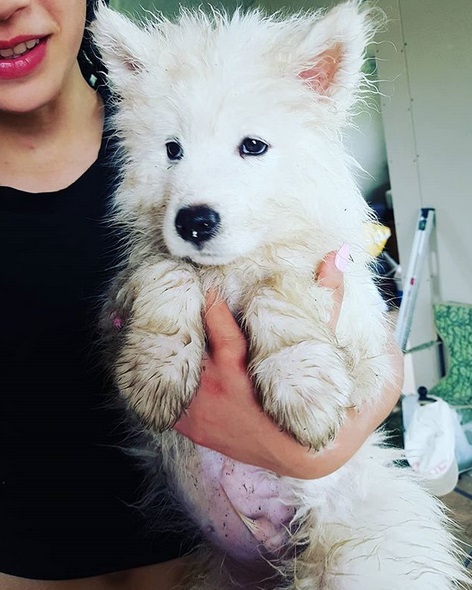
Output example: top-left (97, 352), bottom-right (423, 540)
top-left (110, 0), bottom-right (255, 18)
top-left (110, 0), bottom-right (369, 19)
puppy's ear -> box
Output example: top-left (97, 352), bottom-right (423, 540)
top-left (292, 2), bottom-right (372, 118)
top-left (90, 2), bottom-right (152, 93)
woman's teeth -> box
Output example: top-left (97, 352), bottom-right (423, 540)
top-left (0, 39), bottom-right (40, 59)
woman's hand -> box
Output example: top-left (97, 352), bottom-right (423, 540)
top-left (174, 251), bottom-right (403, 479)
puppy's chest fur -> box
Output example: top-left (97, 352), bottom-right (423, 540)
top-left (197, 246), bottom-right (321, 314)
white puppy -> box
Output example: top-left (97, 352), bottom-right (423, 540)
top-left (93, 3), bottom-right (469, 588)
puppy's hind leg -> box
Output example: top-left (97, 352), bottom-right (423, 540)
top-left (244, 282), bottom-right (353, 450)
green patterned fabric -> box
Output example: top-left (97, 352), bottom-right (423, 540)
top-left (429, 302), bottom-right (472, 423)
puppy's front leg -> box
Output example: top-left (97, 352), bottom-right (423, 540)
top-left (108, 259), bottom-right (205, 431)
top-left (244, 283), bottom-right (353, 451)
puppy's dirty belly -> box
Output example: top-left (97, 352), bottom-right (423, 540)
top-left (193, 446), bottom-right (296, 562)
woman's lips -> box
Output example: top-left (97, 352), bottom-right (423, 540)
top-left (0, 37), bottom-right (48, 81)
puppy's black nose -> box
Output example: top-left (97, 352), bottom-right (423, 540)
top-left (175, 206), bottom-right (221, 246)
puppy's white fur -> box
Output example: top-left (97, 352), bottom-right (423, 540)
top-left (93, 3), bottom-right (469, 588)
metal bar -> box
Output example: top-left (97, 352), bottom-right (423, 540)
top-left (395, 208), bottom-right (436, 351)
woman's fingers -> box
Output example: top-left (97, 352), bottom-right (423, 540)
top-left (317, 246), bottom-right (347, 332)
top-left (204, 290), bottom-right (247, 365)
top-left (174, 292), bottom-right (254, 445)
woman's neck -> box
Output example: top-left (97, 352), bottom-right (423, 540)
top-left (0, 64), bottom-right (104, 193)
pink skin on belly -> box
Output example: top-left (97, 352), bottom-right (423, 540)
top-left (193, 446), bottom-right (297, 562)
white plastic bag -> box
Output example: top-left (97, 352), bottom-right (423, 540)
top-left (403, 395), bottom-right (459, 497)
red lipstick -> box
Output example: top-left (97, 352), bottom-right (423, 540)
top-left (0, 36), bottom-right (48, 81)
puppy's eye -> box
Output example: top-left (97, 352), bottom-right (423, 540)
top-left (166, 140), bottom-right (184, 161)
top-left (239, 137), bottom-right (269, 157)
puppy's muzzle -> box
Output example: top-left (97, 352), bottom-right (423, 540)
top-left (175, 205), bottom-right (221, 248)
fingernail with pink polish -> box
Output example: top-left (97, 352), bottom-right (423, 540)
top-left (335, 243), bottom-right (350, 272)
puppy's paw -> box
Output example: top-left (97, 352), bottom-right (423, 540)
top-left (116, 328), bottom-right (204, 431)
top-left (251, 341), bottom-right (353, 450)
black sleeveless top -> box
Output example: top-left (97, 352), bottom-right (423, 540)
top-left (0, 131), bottom-right (190, 579)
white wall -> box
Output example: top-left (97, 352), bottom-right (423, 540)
top-left (375, 0), bottom-right (472, 389)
